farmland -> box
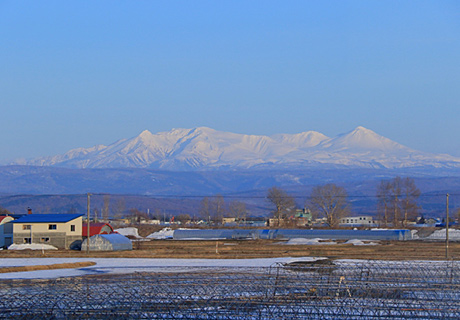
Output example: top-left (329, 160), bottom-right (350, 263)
top-left (1, 239), bottom-right (459, 261)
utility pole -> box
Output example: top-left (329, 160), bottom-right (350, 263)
top-left (446, 193), bottom-right (449, 260)
top-left (87, 193), bottom-right (91, 254)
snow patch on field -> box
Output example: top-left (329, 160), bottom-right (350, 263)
top-left (146, 227), bottom-right (174, 239)
top-left (8, 244), bottom-right (58, 250)
top-left (115, 227), bottom-right (142, 238)
top-left (283, 238), bottom-right (337, 245)
top-left (344, 239), bottom-right (380, 246)
top-left (280, 238), bottom-right (380, 246)
top-left (0, 257), bottom-right (323, 279)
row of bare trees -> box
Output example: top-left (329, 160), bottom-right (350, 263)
top-left (267, 184), bottom-right (349, 227)
top-left (199, 195), bottom-right (247, 224)
top-left (73, 176), bottom-right (422, 227)
top-left (376, 176), bottom-right (421, 227)
top-left (267, 176), bottom-right (422, 228)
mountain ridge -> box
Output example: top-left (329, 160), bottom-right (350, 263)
top-left (16, 126), bottom-right (460, 170)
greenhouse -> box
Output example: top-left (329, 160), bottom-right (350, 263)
top-left (81, 234), bottom-right (132, 251)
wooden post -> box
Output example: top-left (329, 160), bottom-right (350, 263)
top-left (446, 193), bottom-right (449, 260)
top-left (87, 193), bottom-right (91, 254)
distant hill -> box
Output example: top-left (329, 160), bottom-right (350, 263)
top-left (15, 126), bottom-right (460, 170)
top-left (1, 165), bottom-right (460, 217)
top-left (4, 126), bottom-right (460, 217)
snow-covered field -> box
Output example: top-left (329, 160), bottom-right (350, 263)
top-left (0, 257), bottom-right (321, 280)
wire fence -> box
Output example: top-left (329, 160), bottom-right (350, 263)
top-left (1, 260), bottom-right (460, 319)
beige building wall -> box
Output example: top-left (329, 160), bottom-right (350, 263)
top-left (13, 217), bottom-right (83, 249)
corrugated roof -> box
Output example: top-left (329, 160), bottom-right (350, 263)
top-left (12, 214), bottom-right (84, 223)
top-left (0, 216), bottom-right (14, 224)
top-left (82, 223), bottom-right (114, 237)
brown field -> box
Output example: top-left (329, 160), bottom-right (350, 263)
top-left (1, 239), bottom-right (458, 261)
top-left (0, 261), bottom-right (96, 273)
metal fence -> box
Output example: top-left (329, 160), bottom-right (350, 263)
top-left (1, 260), bottom-right (459, 319)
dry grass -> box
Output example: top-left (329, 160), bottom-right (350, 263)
top-left (0, 261), bottom-right (96, 273)
top-left (0, 240), bottom-right (459, 261)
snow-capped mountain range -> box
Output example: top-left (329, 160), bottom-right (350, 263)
top-left (20, 126), bottom-right (460, 170)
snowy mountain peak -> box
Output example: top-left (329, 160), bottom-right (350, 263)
top-left (138, 129), bottom-right (153, 138)
top-left (319, 126), bottom-right (406, 152)
top-left (353, 125), bottom-right (371, 132)
top-left (272, 131), bottom-right (329, 148)
top-left (19, 127), bottom-right (460, 170)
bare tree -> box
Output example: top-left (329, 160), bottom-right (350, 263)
top-left (102, 195), bottom-right (110, 222)
top-left (175, 214), bottom-right (191, 225)
top-left (210, 194), bottom-right (226, 224)
top-left (376, 180), bottom-right (392, 226)
top-left (379, 176), bottom-right (420, 227)
top-left (267, 187), bottom-right (296, 226)
top-left (93, 208), bottom-right (99, 222)
top-left (113, 197), bottom-right (126, 218)
top-left (0, 206), bottom-right (12, 215)
top-left (67, 205), bottom-right (78, 214)
top-left (309, 183), bottom-right (349, 228)
top-left (400, 177), bottom-right (421, 227)
top-left (228, 200), bottom-right (247, 223)
top-left (153, 208), bottom-right (162, 221)
top-left (390, 176), bottom-right (402, 227)
top-left (129, 208), bottom-right (149, 224)
top-left (199, 197), bottom-right (211, 224)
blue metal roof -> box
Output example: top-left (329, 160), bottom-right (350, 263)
top-left (12, 214), bottom-right (84, 223)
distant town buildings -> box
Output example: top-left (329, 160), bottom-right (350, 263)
top-left (339, 216), bottom-right (378, 227)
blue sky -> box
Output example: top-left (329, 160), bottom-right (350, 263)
top-left (1, 1), bottom-right (459, 162)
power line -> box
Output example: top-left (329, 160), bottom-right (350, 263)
top-left (2, 192), bottom-right (460, 200)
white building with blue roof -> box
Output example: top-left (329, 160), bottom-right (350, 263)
top-left (12, 213), bottom-right (83, 249)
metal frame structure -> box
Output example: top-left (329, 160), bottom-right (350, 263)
top-left (0, 260), bottom-right (459, 319)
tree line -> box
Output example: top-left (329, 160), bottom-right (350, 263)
top-left (191, 176), bottom-right (428, 228)
top-left (266, 176), bottom-right (425, 228)
top-left (3, 176), bottom-right (454, 227)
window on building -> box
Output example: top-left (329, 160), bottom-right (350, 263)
top-left (23, 238), bottom-right (31, 244)
top-left (70, 225), bottom-right (75, 232)
top-left (48, 224), bottom-right (57, 230)
top-left (23, 225), bottom-right (31, 230)
top-left (40, 237), bottom-right (50, 243)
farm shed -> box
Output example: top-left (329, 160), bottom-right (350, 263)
top-left (81, 233), bottom-right (132, 251)
top-left (82, 222), bottom-right (114, 237)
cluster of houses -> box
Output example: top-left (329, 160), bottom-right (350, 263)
top-left (1, 206), bottom-right (450, 250)
top-left (0, 210), bottom-right (129, 250)
top-left (266, 208), bottom-right (380, 228)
